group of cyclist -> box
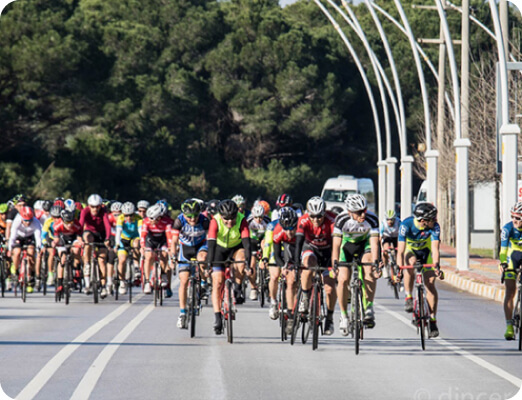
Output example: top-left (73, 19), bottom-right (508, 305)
top-left (0, 189), bottom-right (518, 342)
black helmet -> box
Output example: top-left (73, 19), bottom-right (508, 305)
top-left (50, 205), bottom-right (63, 218)
top-left (42, 200), bottom-right (52, 212)
top-left (279, 207), bottom-right (298, 230)
top-left (181, 198), bottom-right (201, 215)
top-left (61, 210), bottom-right (75, 222)
top-left (276, 193), bottom-right (293, 208)
top-left (413, 202), bottom-right (437, 221)
top-left (207, 199), bottom-right (220, 215)
top-left (218, 199), bottom-right (238, 219)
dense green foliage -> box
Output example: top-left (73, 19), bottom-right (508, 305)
top-left (0, 0), bottom-right (518, 206)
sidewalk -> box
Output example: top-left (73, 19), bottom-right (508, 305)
top-left (439, 243), bottom-right (505, 302)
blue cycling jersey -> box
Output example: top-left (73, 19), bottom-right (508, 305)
top-left (173, 214), bottom-right (209, 247)
top-left (398, 216), bottom-right (440, 249)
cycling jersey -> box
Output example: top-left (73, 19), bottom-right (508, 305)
top-left (8, 214), bottom-right (42, 250)
top-left (296, 211), bottom-right (336, 250)
top-left (0, 215), bottom-right (6, 237)
top-left (80, 207), bottom-right (112, 240)
top-left (500, 221), bottom-right (522, 277)
top-left (398, 216), bottom-right (440, 250)
top-left (108, 213), bottom-right (119, 236)
top-left (39, 212), bottom-right (50, 226)
top-left (140, 216), bottom-right (174, 248)
top-left (172, 214), bottom-right (209, 247)
top-left (333, 211), bottom-right (379, 244)
top-left (53, 220), bottom-right (82, 243)
top-left (208, 214), bottom-right (249, 249)
top-left (115, 214), bottom-right (143, 248)
top-left (41, 217), bottom-right (57, 245)
top-left (380, 218), bottom-right (401, 239)
top-left (272, 223), bottom-right (296, 268)
top-left (6, 207), bottom-right (19, 222)
top-left (247, 215), bottom-right (270, 241)
top-left (262, 220), bottom-right (278, 262)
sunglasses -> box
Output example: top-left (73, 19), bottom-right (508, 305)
top-left (310, 215), bottom-right (324, 220)
top-left (284, 226), bottom-right (296, 231)
top-left (223, 216), bottom-right (237, 221)
top-left (420, 218), bottom-right (433, 223)
top-left (185, 213), bottom-right (199, 219)
top-left (513, 216), bottom-right (522, 222)
top-left (22, 219), bottom-right (32, 223)
top-left (90, 205), bottom-right (101, 209)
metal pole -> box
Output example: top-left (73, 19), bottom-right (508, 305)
top-left (363, 0), bottom-right (413, 219)
top-left (500, 0), bottom-right (509, 55)
top-left (436, 0), bottom-right (446, 220)
top-left (378, 161), bottom-right (387, 221)
top-left (461, 0), bottom-right (470, 141)
top-left (387, 157), bottom-right (398, 214)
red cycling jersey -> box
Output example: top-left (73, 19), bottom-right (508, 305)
top-left (273, 223), bottom-right (296, 244)
top-left (296, 211), bottom-right (336, 249)
top-left (108, 213), bottom-right (118, 236)
top-left (140, 216), bottom-right (174, 248)
top-left (53, 220), bottom-right (83, 238)
top-left (79, 207), bottom-right (112, 240)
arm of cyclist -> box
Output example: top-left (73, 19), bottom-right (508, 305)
top-left (370, 234), bottom-right (381, 277)
top-left (329, 234), bottom-right (342, 278)
top-left (239, 218), bottom-right (252, 272)
top-left (273, 241), bottom-right (285, 268)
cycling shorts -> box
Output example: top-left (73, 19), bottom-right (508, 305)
top-left (405, 246), bottom-right (432, 266)
top-left (381, 237), bottom-right (398, 248)
top-left (84, 230), bottom-right (105, 244)
top-left (212, 243), bottom-right (243, 272)
top-left (178, 242), bottom-right (208, 272)
top-left (13, 236), bottom-right (36, 249)
top-left (301, 243), bottom-right (331, 275)
top-left (506, 250), bottom-right (522, 280)
top-left (117, 238), bottom-right (139, 257)
top-left (339, 240), bottom-right (370, 264)
top-left (145, 233), bottom-right (168, 251)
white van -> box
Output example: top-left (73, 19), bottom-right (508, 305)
top-left (320, 175), bottom-right (375, 212)
top-left (415, 180), bottom-right (428, 204)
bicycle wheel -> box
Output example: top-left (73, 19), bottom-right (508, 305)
top-left (21, 259), bottom-right (27, 303)
top-left (258, 266), bottom-right (265, 308)
top-left (515, 289), bottom-right (521, 351)
top-left (279, 280), bottom-right (287, 341)
top-left (114, 260), bottom-right (119, 301)
top-left (65, 259), bottom-right (72, 305)
top-left (153, 263), bottom-right (158, 307)
top-left (418, 287), bottom-right (426, 351)
top-left (312, 284), bottom-right (320, 351)
top-left (190, 277), bottom-right (197, 338)
top-left (290, 288), bottom-right (302, 345)
top-left (127, 258), bottom-right (133, 304)
top-left (41, 251), bottom-right (47, 295)
top-left (225, 280), bottom-right (234, 344)
top-left (0, 258), bottom-right (5, 298)
top-left (92, 260), bottom-right (99, 304)
top-left (354, 285), bottom-right (361, 355)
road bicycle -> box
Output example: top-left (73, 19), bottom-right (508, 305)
top-left (335, 259), bottom-right (376, 355)
top-left (257, 258), bottom-right (270, 308)
top-left (384, 247), bottom-right (401, 299)
top-left (501, 265), bottom-right (522, 351)
top-left (149, 248), bottom-right (169, 307)
top-left (0, 242), bottom-right (8, 297)
top-left (185, 259), bottom-right (206, 338)
top-left (18, 245), bottom-right (33, 303)
top-left (399, 261), bottom-right (443, 350)
top-left (85, 242), bottom-right (106, 304)
top-left (55, 244), bottom-right (77, 305)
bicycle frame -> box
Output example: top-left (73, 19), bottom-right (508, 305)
top-left (502, 267), bottom-right (522, 351)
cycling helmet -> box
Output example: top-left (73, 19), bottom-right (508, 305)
top-left (345, 194), bottom-right (367, 213)
top-left (511, 202), bottom-right (522, 217)
top-left (137, 200), bottom-right (150, 210)
top-left (413, 202), bottom-right (437, 220)
top-left (207, 199), bottom-right (220, 215)
top-left (276, 193), bottom-right (293, 208)
top-left (87, 194), bottom-right (103, 207)
top-left (330, 206), bottom-right (345, 215)
top-left (257, 200), bottom-right (271, 216)
top-left (218, 199), bottom-right (238, 219)
top-left (33, 200), bottom-right (43, 210)
top-left (61, 210), bottom-right (75, 223)
top-left (232, 194), bottom-right (246, 206)
top-left (64, 199), bottom-right (76, 212)
top-left (50, 205), bottom-right (63, 218)
top-left (110, 201), bottom-right (123, 213)
top-left (386, 209), bottom-right (396, 220)
top-left (75, 201), bottom-right (84, 211)
top-left (181, 199), bottom-right (202, 215)
top-left (251, 203), bottom-right (265, 218)
top-left (121, 202), bottom-right (136, 215)
top-left (306, 196), bottom-right (325, 216)
top-left (54, 197), bottom-right (65, 203)
top-left (12, 194), bottom-right (26, 205)
top-left (0, 203), bottom-right (8, 214)
top-left (146, 204), bottom-right (163, 220)
top-left (279, 207), bottom-right (298, 230)
top-left (54, 199), bottom-right (65, 209)
top-left (157, 202), bottom-right (167, 216)
top-left (42, 200), bottom-right (52, 212)
top-left (20, 206), bottom-right (34, 220)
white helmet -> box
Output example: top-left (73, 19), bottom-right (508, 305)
top-left (122, 202), bottom-right (136, 215)
top-left (137, 200), bottom-right (150, 210)
top-left (87, 194), bottom-right (103, 207)
top-left (232, 194), bottom-right (245, 206)
top-left (306, 196), bottom-right (325, 216)
top-left (251, 203), bottom-right (265, 218)
top-left (64, 199), bottom-right (76, 212)
top-left (345, 194), bottom-right (367, 212)
top-left (33, 200), bottom-right (43, 210)
top-left (111, 201), bottom-right (123, 213)
top-left (146, 204), bottom-right (163, 220)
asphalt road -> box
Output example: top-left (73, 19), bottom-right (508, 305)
top-left (0, 277), bottom-right (520, 400)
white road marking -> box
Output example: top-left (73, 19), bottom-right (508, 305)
top-left (17, 294), bottom-right (144, 400)
top-left (71, 276), bottom-right (180, 399)
top-left (375, 303), bottom-right (522, 388)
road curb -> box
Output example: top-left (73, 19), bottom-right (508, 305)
top-left (440, 267), bottom-right (505, 303)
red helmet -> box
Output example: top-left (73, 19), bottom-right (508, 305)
top-left (75, 201), bottom-right (84, 211)
top-left (276, 193), bottom-right (293, 208)
top-left (54, 199), bottom-right (65, 209)
top-left (20, 206), bottom-right (34, 220)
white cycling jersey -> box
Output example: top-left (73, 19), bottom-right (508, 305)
top-left (8, 214), bottom-right (42, 250)
top-left (380, 218), bottom-right (401, 239)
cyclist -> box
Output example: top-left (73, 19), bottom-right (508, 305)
top-left (37, 205), bottom-right (62, 290)
top-left (0, 203), bottom-right (8, 239)
top-left (294, 196), bottom-right (337, 335)
top-left (140, 203), bottom-right (174, 295)
top-left (105, 201), bottom-right (123, 294)
top-left (232, 194), bottom-right (249, 219)
top-left (499, 202), bottom-right (522, 340)
top-left (247, 202), bottom-right (270, 301)
top-left (53, 210), bottom-right (83, 296)
top-left (115, 202), bottom-right (142, 296)
top-left (8, 206), bottom-right (42, 293)
top-left (204, 199), bottom-right (220, 220)
top-left (381, 210), bottom-right (401, 279)
top-left (137, 200), bottom-right (149, 219)
top-left (80, 194), bottom-right (112, 297)
top-left (171, 199), bottom-right (210, 329)
top-left (5, 194), bottom-right (27, 241)
top-left (270, 207), bottom-right (299, 328)
top-left (331, 194), bottom-right (380, 334)
top-left (271, 193), bottom-right (293, 222)
top-left (206, 199), bottom-right (251, 334)
top-left (39, 200), bottom-right (52, 225)
top-left (397, 202), bottom-right (442, 338)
